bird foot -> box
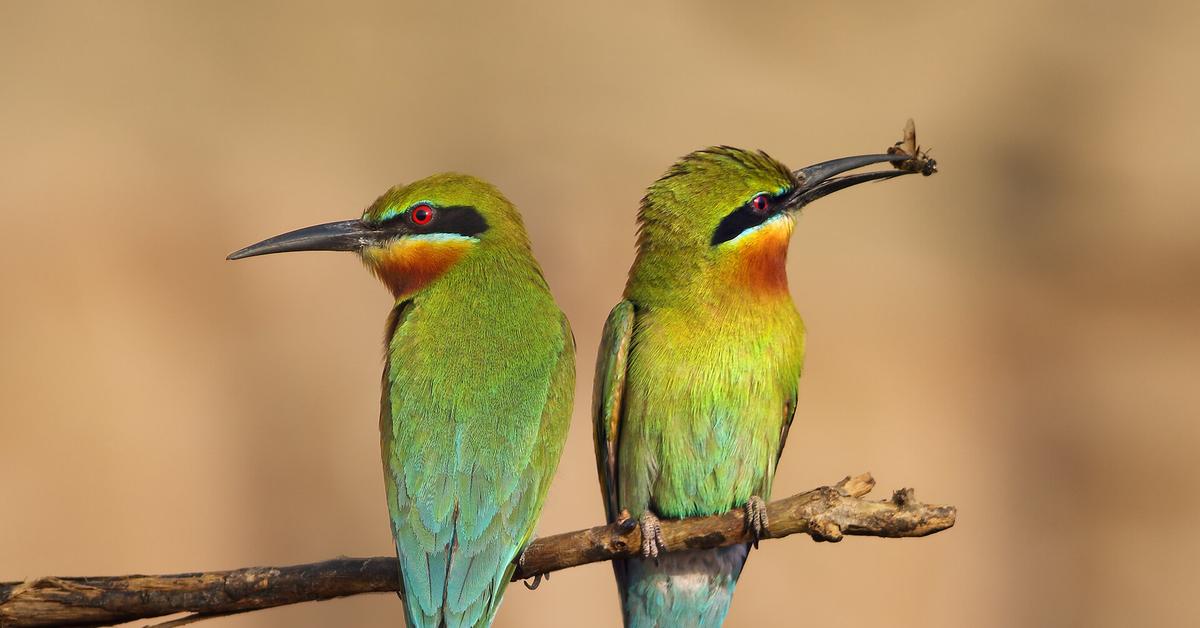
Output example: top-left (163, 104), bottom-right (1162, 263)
top-left (639, 511), bottom-right (666, 561)
top-left (522, 571), bottom-right (551, 590)
top-left (515, 535), bottom-right (550, 590)
top-left (745, 495), bottom-right (769, 549)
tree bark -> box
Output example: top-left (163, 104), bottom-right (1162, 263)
top-left (0, 473), bottom-right (954, 627)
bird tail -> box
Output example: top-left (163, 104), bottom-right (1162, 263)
top-left (617, 544), bottom-right (750, 628)
top-left (395, 533), bottom-right (516, 628)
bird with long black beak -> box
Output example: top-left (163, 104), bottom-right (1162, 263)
top-left (230, 174), bottom-right (575, 628)
top-left (594, 145), bottom-right (935, 627)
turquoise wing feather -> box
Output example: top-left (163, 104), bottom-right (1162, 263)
top-left (382, 299), bottom-right (574, 628)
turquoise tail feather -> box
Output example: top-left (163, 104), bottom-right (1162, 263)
top-left (619, 545), bottom-right (750, 628)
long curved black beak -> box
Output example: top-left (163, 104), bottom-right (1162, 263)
top-left (227, 219), bottom-right (381, 260)
top-left (787, 154), bottom-right (915, 210)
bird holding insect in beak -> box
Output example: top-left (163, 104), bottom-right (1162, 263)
top-left (594, 141), bottom-right (934, 627)
top-left (230, 174), bottom-right (575, 628)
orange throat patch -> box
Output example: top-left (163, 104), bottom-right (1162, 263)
top-left (363, 236), bottom-right (476, 299)
top-left (721, 216), bottom-right (792, 297)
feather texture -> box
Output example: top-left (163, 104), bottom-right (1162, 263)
top-left (371, 175), bottom-right (574, 628)
top-left (594, 148), bottom-right (806, 627)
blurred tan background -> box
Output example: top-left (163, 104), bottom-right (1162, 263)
top-left (2, 1), bottom-right (1198, 627)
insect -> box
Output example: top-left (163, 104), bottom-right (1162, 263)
top-left (888, 118), bottom-right (938, 176)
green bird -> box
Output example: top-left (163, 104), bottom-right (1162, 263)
top-left (230, 174), bottom-right (575, 628)
top-left (594, 148), bottom-right (928, 627)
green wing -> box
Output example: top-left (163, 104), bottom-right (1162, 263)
top-left (592, 300), bottom-right (636, 523)
top-left (778, 392), bottom-right (797, 467)
top-left (493, 314), bottom-right (575, 563)
top-left (383, 308), bottom-right (574, 628)
top-left (765, 391), bottom-right (798, 495)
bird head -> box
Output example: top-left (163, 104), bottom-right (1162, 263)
top-left (228, 173), bottom-right (532, 299)
top-left (629, 147), bottom-right (918, 300)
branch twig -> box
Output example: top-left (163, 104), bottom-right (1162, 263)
top-left (0, 473), bottom-right (954, 627)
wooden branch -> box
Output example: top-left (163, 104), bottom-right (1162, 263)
top-left (0, 473), bottom-right (954, 628)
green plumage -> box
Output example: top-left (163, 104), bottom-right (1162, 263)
top-left (595, 148), bottom-right (806, 627)
top-left (371, 176), bottom-right (575, 628)
top-left (232, 173), bottom-right (574, 628)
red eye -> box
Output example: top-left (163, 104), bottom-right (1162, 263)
top-left (410, 204), bottom-right (434, 225)
top-left (750, 194), bottom-right (770, 214)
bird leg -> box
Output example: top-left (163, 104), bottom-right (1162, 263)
top-left (639, 511), bottom-right (666, 561)
top-left (745, 495), bottom-right (769, 548)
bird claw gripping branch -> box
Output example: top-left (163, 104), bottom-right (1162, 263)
top-left (639, 512), bottom-right (667, 561)
top-left (745, 495), bottom-right (770, 549)
top-left (516, 536), bottom-right (551, 591)
top-left (522, 572), bottom-right (550, 591)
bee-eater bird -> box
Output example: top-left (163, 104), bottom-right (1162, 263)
top-left (594, 148), bottom-right (928, 627)
top-left (230, 174), bottom-right (575, 628)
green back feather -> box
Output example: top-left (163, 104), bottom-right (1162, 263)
top-left (377, 175), bottom-right (574, 628)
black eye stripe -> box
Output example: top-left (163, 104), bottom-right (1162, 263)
top-left (380, 205), bottom-right (489, 238)
top-left (710, 192), bottom-right (786, 245)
